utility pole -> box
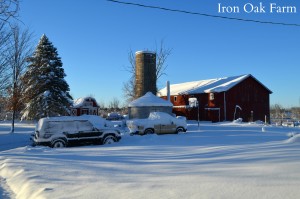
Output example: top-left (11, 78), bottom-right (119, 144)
top-left (11, 61), bottom-right (17, 133)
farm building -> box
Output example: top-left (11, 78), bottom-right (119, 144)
top-left (128, 92), bottom-right (173, 119)
top-left (71, 97), bottom-right (99, 116)
top-left (158, 74), bottom-right (272, 122)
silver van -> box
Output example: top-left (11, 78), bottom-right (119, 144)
top-left (127, 112), bottom-right (187, 135)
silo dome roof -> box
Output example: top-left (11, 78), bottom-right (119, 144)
top-left (135, 50), bottom-right (156, 55)
top-left (128, 92), bottom-right (173, 107)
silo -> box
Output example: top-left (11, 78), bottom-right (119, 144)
top-left (135, 51), bottom-right (156, 99)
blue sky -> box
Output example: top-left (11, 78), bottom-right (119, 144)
top-left (19, 0), bottom-right (300, 107)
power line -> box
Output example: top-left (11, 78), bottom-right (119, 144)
top-left (107, 0), bottom-right (300, 27)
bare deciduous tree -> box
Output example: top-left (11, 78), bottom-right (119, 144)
top-left (0, 0), bottom-right (19, 24)
top-left (123, 40), bottom-right (172, 103)
top-left (108, 97), bottom-right (120, 110)
top-left (291, 107), bottom-right (300, 120)
top-left (6, 25), bottom-right (33, 132)
top-left (0, 0), bottom-right (20, 119)
top-left (155, 40), bottom-right (172, 80)
top-left (270, 104), bottom-right (286, 124)
top-left (122, 74), bottom-right (135, 103)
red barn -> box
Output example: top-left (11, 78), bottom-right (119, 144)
top-left (158, 74), bottom-right (272, 123)
top-left (71, 97), bottom-right (99, 116)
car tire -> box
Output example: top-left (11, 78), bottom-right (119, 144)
top-left (51, 139), bottom-right (66, 148)
top-left (176, 127), bottom-right (185, 134)
top-left (144, 128), bottom-right (154, 135)
top-left (103, 135), bottom-right (116, 145)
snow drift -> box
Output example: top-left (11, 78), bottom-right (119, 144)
top-left (1, 121), bottom-right (300, 199)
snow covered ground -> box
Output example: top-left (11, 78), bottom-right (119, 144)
top-left (1, 120), bottom-right (300, 199)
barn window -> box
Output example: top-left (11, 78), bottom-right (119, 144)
top-left (174, 96), bottom-right (177, 102)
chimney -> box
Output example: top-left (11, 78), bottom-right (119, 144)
top-left (167, 81), bottom-right (170, 101)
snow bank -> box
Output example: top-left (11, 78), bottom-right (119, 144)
top-left (0, 177), bottom-right (15, 199)
top-left (286, 133), bottom-right (300, 144)
top-left (0, 158), bottom-right (45, 199)
top-left (233, 118), bottom-right (243, 123)
top-left (1, 121), bottom-right (300, 199)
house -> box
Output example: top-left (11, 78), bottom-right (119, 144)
top-left (71, 97), bottom-right (99, 116)
top-left (128, 92), bottom-right (173, 119)
top-left (158, 74), bottom-right (272, 122)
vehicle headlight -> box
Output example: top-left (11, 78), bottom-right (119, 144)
top-left (35, 131), bottom-right (40, 138)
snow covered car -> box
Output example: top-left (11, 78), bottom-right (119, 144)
top-left (106, 112), bottom-right (124, 121)
top-left (127, 112), bottom-right (187, 135)
top-left (33, 115), bottom-right (122, 148)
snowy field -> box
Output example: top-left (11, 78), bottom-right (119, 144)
top-left (1, 120), bottom-right (300, 199)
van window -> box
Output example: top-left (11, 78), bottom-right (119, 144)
top-left (63, 121), bottom-right (77, 132)
top-left (76, 121), bottom-right (93, 131)
top-left (43, 120), bottom-right (94, 134)
top-left (46, 121), bottom-right (73, 133)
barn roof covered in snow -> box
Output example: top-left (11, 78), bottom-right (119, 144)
top-left (157, 74), bottom-right (272, 96)
top-left (128, 92), bottom-right (173, 107)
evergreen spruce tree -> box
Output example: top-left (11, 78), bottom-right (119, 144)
top-left (21, 34), bottom-right (73, 120)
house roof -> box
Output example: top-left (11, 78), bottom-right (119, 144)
top-left (72, 97), bottom-right (99, 108)
top-left (128, 92), bottom-right (173, 107)
top-left (157, 74), bottom-right (272, 96)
